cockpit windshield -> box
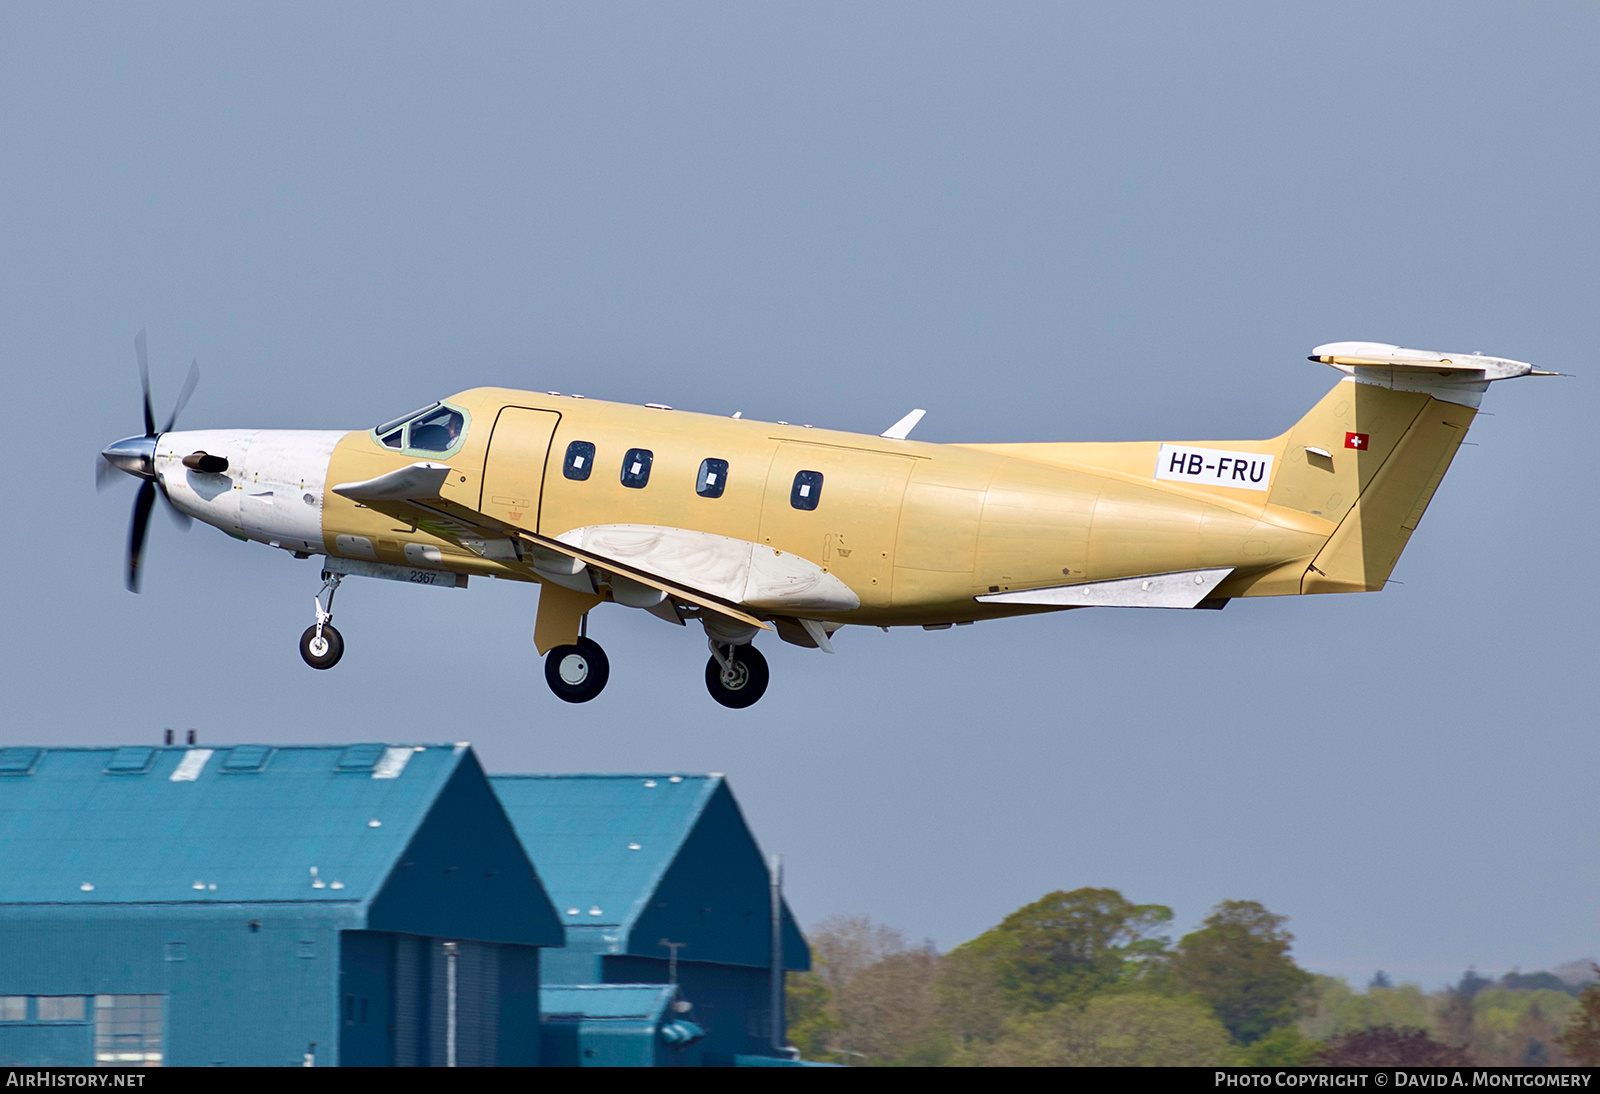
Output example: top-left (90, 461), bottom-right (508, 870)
top-left (372, 401), bottom-right (466, 453)
top-left (375, 403), bottom-right (438, 436)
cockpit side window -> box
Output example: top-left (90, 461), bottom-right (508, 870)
top-left (407, 406), bottom-right (466, 452)
top-left (370, 401), bottom-right (468, 456)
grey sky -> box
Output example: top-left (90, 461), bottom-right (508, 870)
top-left (2, 3), bottom-right (1595, 987)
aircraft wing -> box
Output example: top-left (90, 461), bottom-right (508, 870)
top-left (332, 463), bottom-right (774, 631)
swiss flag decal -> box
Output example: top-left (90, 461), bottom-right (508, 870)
top-left (1345, 432), bottom-right (1370, 450)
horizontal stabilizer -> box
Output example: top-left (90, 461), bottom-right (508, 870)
top-left (1309, 342), bottom-right (1553, 381)
top-left (976, 567), bottom-right (1234, 609)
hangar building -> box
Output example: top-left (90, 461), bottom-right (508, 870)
top-left (492, 774), bottom-right (810, 1066)
top-left (0, 743), bottom-right (563, 1067)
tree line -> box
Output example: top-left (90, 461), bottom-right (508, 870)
top-left (785, 887), bottom-right (1600, 1066)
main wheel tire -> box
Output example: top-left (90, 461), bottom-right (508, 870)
top-left (705, 644), bottom-right (769, 708)
top-left (544, 636), bottom-right (610, 703)
top-left (299, 624), bottom-right (344, 670)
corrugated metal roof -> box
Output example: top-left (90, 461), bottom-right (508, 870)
top-left (490, 775), bottom-right (718, 930)
top-left (541, 984), bottom-right (674, 1021)
top-left (0, 744), bottom-right (468, 906)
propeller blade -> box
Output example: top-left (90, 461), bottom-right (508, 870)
top-left (159, 484), bottom-right (192, 530)
top-left (135, 329), bottom-right (155, 437)
top-left (161, 357), bottom-right (199, 433)
top-left (95, 453), bottom-right (120, 492)
top-left (127, 479), bottom-right (156, 593)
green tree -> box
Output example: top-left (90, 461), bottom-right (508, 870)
top-left (982, 994), bottom-right (1231, 1067)
top-left (785, 969), bottom-right (842, 1062)
top-left (1436, 985), bottom-right (1475, 1050)
top-left (956, 888), bottom-right (1173, 1010)
top-left (1300, 973), bottom-right (1436, 1045)
top-left (1468, 988), bottom-right (1575, 1065)
top-left (935, 935), bottom-right (1012, 1048)
top-left (1170, 900), bottom-right (1312, 1044)
top-left (1557, 970), bottom-right (1600, 1065)
top-left (1230, 1027), bottom-right (1323, 1065)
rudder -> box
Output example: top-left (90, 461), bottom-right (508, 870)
top-left (1301, 395), bottom-right (1475, 593)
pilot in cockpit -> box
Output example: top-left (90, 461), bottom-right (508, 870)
top-left (405, 406), bottom-right (464, 453)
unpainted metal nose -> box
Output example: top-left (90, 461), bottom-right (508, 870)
top-left (101, 435), bottom-right (157, 479)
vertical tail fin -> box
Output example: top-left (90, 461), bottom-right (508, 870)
top-left (1298, 388), bottom-right (1474, 593)
top-left (1267, 342), bottom-right (1548, 594)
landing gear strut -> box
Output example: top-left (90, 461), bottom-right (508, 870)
top-left (544, 635), bottom-right (610, 703)
top-left (300, 573), bottom-right (344, 670)
top-left (705, 642), bottom-right (769, 708)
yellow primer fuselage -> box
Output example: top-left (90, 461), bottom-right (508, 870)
top-left (319, 378), bottom-right (1475, 627)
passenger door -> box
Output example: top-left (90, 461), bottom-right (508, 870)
top-left (479, 407), bottom-right (561, 532)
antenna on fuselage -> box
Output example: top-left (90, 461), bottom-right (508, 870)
top-left (880, 408), bottom-right (926, 440)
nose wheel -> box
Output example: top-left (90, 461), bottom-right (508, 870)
top-left (705, 643), bottom-right (769, 708)
top-left (300, 623), bottom-right (344, 669)
top-left (545, 636), bottom-right (610, 703)
top-left (300, 572), bottom-right (345, 670)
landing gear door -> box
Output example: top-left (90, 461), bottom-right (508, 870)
top-left (480, 407), bottom-right (562, 532)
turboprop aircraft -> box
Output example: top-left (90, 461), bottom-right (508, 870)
top-left (98, 334), bottom-right (1551, 708)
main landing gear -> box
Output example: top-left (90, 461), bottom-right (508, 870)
top-left (705, 642), bottom-right (769, 709)
top-left (544, 636), bottom-right (611, 703)
top-left (300, 573), bottom-right (344, 670)
top-left (535, 613), bottom-right (772, 708)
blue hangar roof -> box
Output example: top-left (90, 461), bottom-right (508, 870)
top-left (0, 743), bottom-right (563, 947)
top-left (491, 774), bottom-right (808, 971)
top-left (542, 984), bottom-right (678, 1021)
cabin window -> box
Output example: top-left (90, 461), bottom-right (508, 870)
top-left (380, 429), bottom-right (403, 449)
top-left (0, 997), bottom-right (23, 1021)
top-left (406, 406), bottom-right (465, 452)
top-left (696, 458), bottom-right (729, 498)
top-left (790, 470), bottom-right (823, 510)
top-left (564, 441), bottom-right (595, 481)
top-left (621, 448), bottom-right (654, 489)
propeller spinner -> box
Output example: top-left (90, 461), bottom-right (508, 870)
top-left (97, 330), bottom-right (200, 592)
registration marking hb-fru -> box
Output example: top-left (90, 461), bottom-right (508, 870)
top-left (1154, 444), bottom-right (1275, 491)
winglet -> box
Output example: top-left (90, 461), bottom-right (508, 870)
top-left (880, 408), bottom-right (926, 440)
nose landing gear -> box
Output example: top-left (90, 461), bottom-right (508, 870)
top-left (705, 641), bottom-right (769, 708)
top-left (544, 636), bottom-right (610, 703)
top-left (300, 573), bottom-right (345, 670)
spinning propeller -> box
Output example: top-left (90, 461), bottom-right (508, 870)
top-left (97, 330), bottom-right (200, 592)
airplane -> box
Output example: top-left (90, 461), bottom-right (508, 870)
top-left (98, 333), bottom-right (1552, 708)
